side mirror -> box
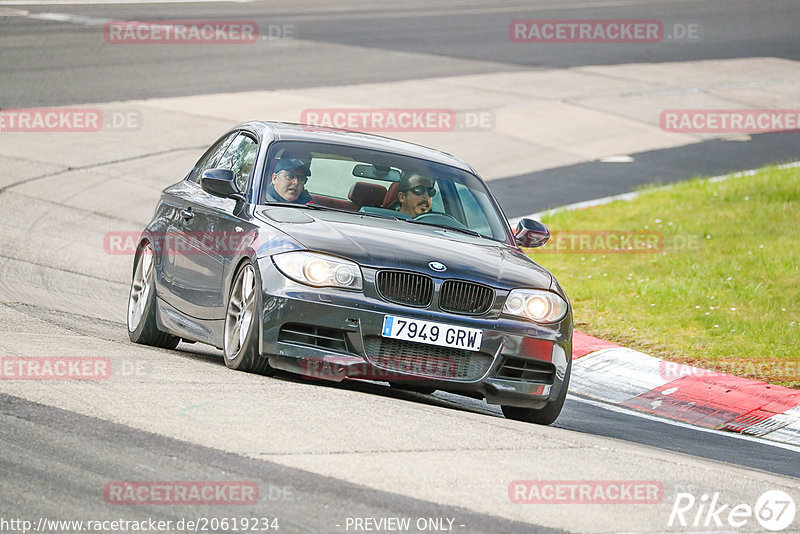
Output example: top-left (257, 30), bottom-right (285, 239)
top-left (514, 218), bottom-right (550, 248)
top-left (200, 169), bottom-right (246, 201)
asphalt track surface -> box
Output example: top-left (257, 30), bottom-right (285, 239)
top-left (4, 0), bottom-right (800, 215)
top-left (3, 0), bottom-right (800, 105)
top-left (1, 393), bottom-right (561, 534)
top-left (1, 1), bottom-right (799, 532)
top-left (495, 131), bottom-right (800, 217)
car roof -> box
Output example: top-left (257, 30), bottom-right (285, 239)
top-left (236, 121), bottom-right (477, 175)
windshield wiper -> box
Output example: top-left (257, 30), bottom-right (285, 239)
top-left (262, 202), bottom-right (405, 220)
top-left (403, 218), bottom-right (484, 238)
top-left (262, 203), bottom-right (488, 237)
top-left (262, 202), bottom-right (353, 214)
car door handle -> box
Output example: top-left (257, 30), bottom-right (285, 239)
top-left (180, 208), bottom-right (194, 221)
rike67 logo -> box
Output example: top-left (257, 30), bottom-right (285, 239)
top-left (669, 490), bottom-right (796, 531)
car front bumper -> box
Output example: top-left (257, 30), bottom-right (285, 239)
top-left (257, 258), bottom-right (572, 409)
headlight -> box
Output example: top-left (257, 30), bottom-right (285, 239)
top-left (503, 289), bottom-right (568, 323)
top-left (272, 251), bottom-right (363, 290)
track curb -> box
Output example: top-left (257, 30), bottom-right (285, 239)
top-left (570, 332), bottom-right (800, 446)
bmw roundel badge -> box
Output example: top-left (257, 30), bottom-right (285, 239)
top-left (428, 261), bottom-right (446, 272)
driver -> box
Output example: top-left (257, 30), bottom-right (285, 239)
top-left (265, 158), bottom-right (314, 204)
top-left (396, 173), bottom-right (435, 217)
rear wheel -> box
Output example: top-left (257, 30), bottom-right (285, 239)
top-left (127, 242), bottom-right (180, 349)
top-left (501, 362), bottom-right (570, 425)
top-left (223, 262), bottom-right (272, 374)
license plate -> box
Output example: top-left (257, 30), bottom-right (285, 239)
top-left (381, 315), bottom-right (482, 352)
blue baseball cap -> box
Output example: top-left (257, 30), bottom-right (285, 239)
top-left (274, 158), bottom-right (310, 176)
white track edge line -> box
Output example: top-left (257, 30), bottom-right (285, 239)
top-left (568, 394), bottom-right (800, 454)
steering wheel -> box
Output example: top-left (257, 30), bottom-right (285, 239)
top-left (413, 211), bottom-right (468, 230)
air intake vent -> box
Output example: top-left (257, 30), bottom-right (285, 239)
top-left (376, 271), bottom-right (434, 307)
top-left (439, 280), bottom-right (494, 315)
top-left (497, 357), bottom-right (556, 384)
top-left (363, 336), bottom-right (492, 381)
top-left (278, 324), bottom-right (350, 353)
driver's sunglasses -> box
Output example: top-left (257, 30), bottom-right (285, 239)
top-left (282, 172), bottom-right (308, 184)
top-left (404, 185), bottom-right (436, 197)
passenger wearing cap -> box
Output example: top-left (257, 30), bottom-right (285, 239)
top-left (396, 173), bottom-right (435, 217)
top-left (265, 158), bottom-right (314, 204)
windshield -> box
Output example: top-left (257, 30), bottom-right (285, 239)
top-left (259, 141), bottom-right (511, 242)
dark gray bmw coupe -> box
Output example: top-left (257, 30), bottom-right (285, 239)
top-left (127, 122), bottom-right (572, 424)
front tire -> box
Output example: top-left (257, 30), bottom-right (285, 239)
top-left (501, 361), bottom-right (570, 425)
top-left (223, 261), bottom-right (272, 374)
top-left (127, 242), bottom-right (180, 349)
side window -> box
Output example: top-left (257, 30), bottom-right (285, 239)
top-left (430, 183), bottom-right (444, 212)
top-left (454, 183), bottom-right (492, 236)
top-left (190, 133), bottom-right (237, 183)
top-left (216, 134), bottom-right (258, 192)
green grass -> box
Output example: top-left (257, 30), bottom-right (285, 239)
top-left (527, 164), bottom-right (800, 388)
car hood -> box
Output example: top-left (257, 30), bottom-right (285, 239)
top-left (256, 207), bottom-right (552, 290)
